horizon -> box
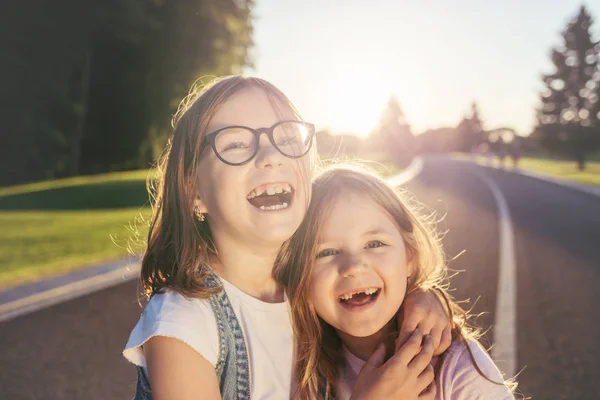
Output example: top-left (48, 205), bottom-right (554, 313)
top-left (249, 1), bottom-right (600, 137)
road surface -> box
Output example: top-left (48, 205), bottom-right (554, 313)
top-left (1, 157), bottom-right (599, 399)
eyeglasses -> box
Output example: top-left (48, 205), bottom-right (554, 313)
top-left (202, 120), bottom-right (316, 166)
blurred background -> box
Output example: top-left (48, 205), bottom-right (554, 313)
top-left (1, 1), bottom-right (600, 399)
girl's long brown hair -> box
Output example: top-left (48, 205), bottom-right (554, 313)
top-left (140, 75), bottom-right (304, 299)
top-left (275, 165), bottom-right (504, 400)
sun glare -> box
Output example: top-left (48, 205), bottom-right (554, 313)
top-left (325, 68), bottom-right (391, 137)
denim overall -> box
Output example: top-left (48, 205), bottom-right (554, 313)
top-left (132, 271), bottom-right (251, 400)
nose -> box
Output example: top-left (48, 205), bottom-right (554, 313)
top-left (339, 253), bottom-right (368, 278)
top-left (254, 132), bottom-right (285, 169)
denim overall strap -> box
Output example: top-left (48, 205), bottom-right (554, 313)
top-left (133, 365), bottom-right (151, 399)
top-left (131, 269), bottom-right (251, 400)
top-left (206, 271), bottom-right (251, 400)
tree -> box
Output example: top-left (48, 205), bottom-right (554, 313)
top-left (0, 0), bottom-right (255, 185)
top-left (534, 5), bottom-right (599, 170)
top-left (370, 97), bottom-right (415, 165)
top-left (80, 0), bottom-right (255, 174)
top-left (454, 102), bottom-right (485, 152)
top-left (0, 0), bottom-right (161, 182)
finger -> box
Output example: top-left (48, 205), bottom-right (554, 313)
top-left (416, 318), bottom-right (434, 339)
top-left (429, 325), bottom-right (443, 354)
top-left (408, 335), bottom-right (434, 373)
top-left (418, 379), bottom-right (437, 400)
top-left (396, 309), bottom-right (419, 352)
top-left (392, 328), bottom-right (423, 366)
top-left (434, 325), bottom-right (452, 356)
top-left (416, 364), bottom-right (435, 392)
top-left (364, 341), bottom-right (386, 369)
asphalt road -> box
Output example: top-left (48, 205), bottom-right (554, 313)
top-left (404, 157), bottom-right (600, 400)
top-left (1, 157), bottom-right (599, 399)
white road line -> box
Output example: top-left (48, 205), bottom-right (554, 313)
top-left (388, 156), bottom-right (424, 186)
top-left (472, 167), bottom-right (517, 378)
top-left (0, 264), bottom-right (139, 323)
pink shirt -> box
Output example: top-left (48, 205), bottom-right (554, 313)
top-left (337, 339), bottom-right (514, 400)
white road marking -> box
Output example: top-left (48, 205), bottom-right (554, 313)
top-left (472, 167), bottom-right (517, 378)
top-left (388, 156), bottom-right (424, 186)
top-left (0, 264), bottom-right (138, 323)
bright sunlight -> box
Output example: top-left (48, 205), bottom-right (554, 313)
top-left (325, 67), bottom-right (391, 137)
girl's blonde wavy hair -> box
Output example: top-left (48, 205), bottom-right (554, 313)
top-left (275, 164), bottom-right (511, 400)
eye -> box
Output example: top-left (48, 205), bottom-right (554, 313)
top-left (316, 248), bottom-right (338, 259)
top-left (277, 136), bottom-right (300, 146)
top-left (223, 142), bottom-right (249, 151)
top-left (365, 240), bottom-right (386, 249)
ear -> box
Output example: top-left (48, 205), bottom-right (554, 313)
top-left (406, 255), bottom-right (415, 280)
top-left (193, 195), bottom-right (208, 214)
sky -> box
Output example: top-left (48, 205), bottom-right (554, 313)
top-left (248, 0), bottom-right (600, 137)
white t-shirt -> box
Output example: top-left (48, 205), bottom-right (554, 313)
top-left (123, 278), bottom-right (294, 400)
top-left (337, 339), bottom-right (514, 400)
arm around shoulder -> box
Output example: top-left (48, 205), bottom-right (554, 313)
top-left (144, 336), bottom-right (222, 400)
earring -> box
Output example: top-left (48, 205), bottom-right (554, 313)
top-left (194, 206), bottom-right (205, 222)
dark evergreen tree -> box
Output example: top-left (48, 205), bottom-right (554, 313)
top-left (0, 0), bottom-right (255, 185)
top-left (534, 6), bottom-right (599, 170)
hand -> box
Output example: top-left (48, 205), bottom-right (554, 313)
top-left (350, 329), bottom-right (436, 400)
top-left (398, 289), bottom-right (452, 356)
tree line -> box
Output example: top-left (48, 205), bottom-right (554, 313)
top-left (350, 5), bottom-right (600, 170)
top-left (2, 4), bottom-right (598, 186)
top-left (0, 0), bottom-right (254, 186)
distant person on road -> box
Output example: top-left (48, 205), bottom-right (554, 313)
top-left (478, 142), bottom-right (493, 166)
top-left (509, 142), bottom-right (521, 169)
top-left (122, 75), bottom-right (452, 400)
top-left (279, 166), bottom-right (516, 400)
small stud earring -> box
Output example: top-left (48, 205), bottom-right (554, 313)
top-left (194, 206), bottom-right (205, 222)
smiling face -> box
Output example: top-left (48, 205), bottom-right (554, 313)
top-left (309, 192), bottom-right (411, 338)
top-left (195, 87), bottom-right (313, 249)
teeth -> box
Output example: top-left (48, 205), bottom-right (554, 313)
top-left (339, 288), bottom-right (379, 300)
top-left (248, 183), bottom-right (292, 199)
top-left (259, 203), bottom-right (290, 211)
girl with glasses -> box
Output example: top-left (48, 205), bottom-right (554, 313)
top-left (123, 75), bottom-right (452, 399)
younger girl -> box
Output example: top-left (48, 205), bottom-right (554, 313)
top-left (279, 166), bottom-right (515, 400)
top-left (123, 76), bottom-right (452, 400)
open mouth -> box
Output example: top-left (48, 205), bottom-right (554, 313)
top-left (338, 287), bottom-right (381, 309)
top-left (247, 182), bottom-right (294, 211)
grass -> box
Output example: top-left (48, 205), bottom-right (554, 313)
top-left (0, 170), bottom-right (152, 290)
top-left (0, 169), bottom-right (153, 198)
top-left (516, 158), bottom-right (600, 188)
top-left (0, 153), bottom-right (403, 290)
top-left (454, 152), bottom-right (600, 188)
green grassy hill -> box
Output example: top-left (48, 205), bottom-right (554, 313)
top-left (0, 157), bottom-right (402, 290)
top-left (516, 157), bottom-right (600, 188)
top-left (0, 170), bottom-right (152, 289)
